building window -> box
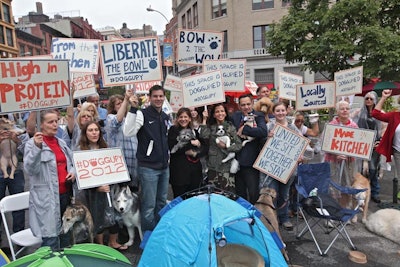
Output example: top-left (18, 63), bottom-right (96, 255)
top-left (0, 27), bottom-right (4, 44)
top-left (182, 14), bottom-right (186, 29)
top-left (255, 68), bottom-right (274, 84)
top-left (19, 44), bottom-right (25, 56)
top-left (253, 25), bottom-right (270, 48)
top-left (36, 49), bottom-right (41, 55)
top-left (2, 3), bottom-right (11, 23)
top-left (28, 46), bottom-right (34, 56)
top-left (223, 30), bottom-right (228, 52)
top-left (187, 9), bottom-right (192, 29)
top-left (252, 0), bottom-right (274, 10)
top-left (6, 28), bottom-right (13, 47)
top-left (212, 0), bottom-right (227, 19)
top-left (193, 3), bottom-right (198, 27)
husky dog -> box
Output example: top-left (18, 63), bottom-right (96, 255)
top-left (62, 202), bottom-right (94, 244)
top-left (170, 128), bottom-right (196, 154)
top-left (365, 208), bottom-right (400, 245)
top-left (0, 117), bottom-right (24, 179)
top-left (112, 185), bottom-right (143, 247)
top-left (215, 125), bottom-right (239, 173)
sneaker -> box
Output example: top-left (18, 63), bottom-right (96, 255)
top-left (282, 221), bottom-right (293, 231)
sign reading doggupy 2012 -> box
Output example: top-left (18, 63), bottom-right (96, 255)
top-left (296, 81), bottom-right (336, 111)
top-left (253, 124), bottom-right (309, 184)
top-left (51, 38), bottom-right (100, 74)
top-left (73, 148), bottom-right (130, 190)
top-left (334, 66), bottom-right (363, 97)
top-left (203, 59), bottom-right (246, 92)
top-left (0, 59), bottom-right (70, 113)
top-left (322, 124), bottom-right (375, 160)
top-left (99, 37), bottom-right (162, 87)
top-left (72, 73), bottom-right (97, 99)
top-left (181, 70), bottom-right (224, 108)
top-left (177, 29), bottom-right (223, 66)
top-left (279, 71), bottom-right (303, 101)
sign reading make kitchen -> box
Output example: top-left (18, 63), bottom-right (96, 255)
top-left (296, 81), bottom-right (336, 111)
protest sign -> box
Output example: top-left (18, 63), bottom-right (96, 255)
top-left (279, 71), bottom-right (303, 101)
top-left (321, 124), bottom-right (375, 160)
top-left (181, 70), bottom-right (225, 108)
top-left (334, 66), bottom-right (363, 96)
top-left (169, 91), bottom-right (184, 112)
top-left (296, 81), bottom-right (336, 111)
top-left (253, 124), bottom-right (309, 184)
top-left (71, 73), bottom-right (97, 99)
top-left (162, 98), bottom-right (173, 115)
top-left (203, 59), bottom-right (246, 92)
top-left (0, 59), bottom-right (70, 113)
top-left (73, 148), bottom-right (130, 190)
top-left (164, 74), bottom-right (183, 92)
top-left (100, 37), bottom-right (162, 86)
top-left (51, 38), bottom-right (100, 73)
top-left (177, 29), bottom-right (223, 65)
top-left (125, 80), bottom-right (162, 95)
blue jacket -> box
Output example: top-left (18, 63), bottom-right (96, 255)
top-left (123, 105), bottom-right (169, 170)
top-left (231, 110), bottom-right (268, 167)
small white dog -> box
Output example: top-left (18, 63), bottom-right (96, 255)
top-left (215, 125), bottom-right (239, 173)
top-left (112, 185), bottom-right (143, 247)
top-left (170, 128), bottom-right (196, 154)
top-left (241, 113), bottom-right (256, 147)
top-left (365, 208), bottom-right (400, 245)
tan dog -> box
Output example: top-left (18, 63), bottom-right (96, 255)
top-left (62, 202), bottom-right (94, 244)
top-left (254, 97), bottom-right (273, 122)
top-left (351, 172), bottom-right (370, 223)
top-left (217, 243), bottom-right (265, 267)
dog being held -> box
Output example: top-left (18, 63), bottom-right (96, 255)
top-left (215, 125), bottom-right (239, 173)
top-left (62, 201), bottom-right (94, 244)
top-left (254, 97), bottom-right (273, 123)
top-left (240, 113), bottom-right (257, 147)
top-left (365, 208), bottom-right (400, 245)
top-left (112, 185), bottom-right (143, 247)
top-left (0, 117), bottom-right (25, 179)
top-left (170, 128), bottom-right (196, 154)
top-left (351, 172), bottom-right (371, 223)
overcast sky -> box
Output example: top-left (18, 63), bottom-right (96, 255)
top-left (12, 0), bottom-right (172, 35)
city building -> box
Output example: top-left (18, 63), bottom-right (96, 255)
top-left (0, 0), bottom-right (18, 57)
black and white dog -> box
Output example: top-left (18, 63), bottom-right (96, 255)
top-left (112, 185), bottom-right (143, 247)
top-left (215, 125), bottom-right (239, 173)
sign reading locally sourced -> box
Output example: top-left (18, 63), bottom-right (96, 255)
top-left (253, 124), bottom-right (309, 184)
top-left (177, 29), bottom-right (224, 66)
top-left (100, 37), bottom-right (162, 86)
top-left (73, 148), bottom-right (130, 190)
top-left (0, 59), bottom-right (71, 113)
top-left (296, 81), bottom-right (336, 111)
top-left (321, 124), bottom-right (375, 160)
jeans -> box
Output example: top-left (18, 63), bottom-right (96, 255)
top-left (0, 168), bottom-right (25, 233)
top-left (235, 167), bottom-right (260, 204)
top-left (138, 166), bottom-right (169, 232)
top-left (260, 172), bottom-right (294, 224)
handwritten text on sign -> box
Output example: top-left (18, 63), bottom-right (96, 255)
top-left (321, 124), bottom-right (375, 160)
top-left (164, 74), bottom-right (183, 92)
top-left (182, 70), bottom-right (225, 108)
top-left (296, 81), bottom-right (336, 111)
top-left (125, 80), bottom-right (162, 95)
top-left (334, 66), bottom-right (363, 97)
top-left (0, 59), bottom-right (70, 113)
top-left (72, 73), bottom-right (97, 99)
top-left (177, 29), bottom-right (223, 66)
top-left (100, 37), bottom-right (162, 86)
top-left (73, 148), bottom-right (131, 190)
top-left (203, 59), bottom-right (246, 92)
top-left (51, 38), bottom-right (100, 74)
top-left (279, 71), bottom-right (303, 101)
top-left (253, 124), bottom-right (309, 184)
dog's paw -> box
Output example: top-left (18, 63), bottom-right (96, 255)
top-left (124, 240), bottom-right (134, 247)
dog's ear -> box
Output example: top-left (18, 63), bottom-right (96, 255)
top-left (111, 184), bottom-right (120, 197)
top-left (125, 185), bottom-right (132, 195)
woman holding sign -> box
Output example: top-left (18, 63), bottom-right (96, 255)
top-left (260, 102), bottom-right (301, 231)
top-left (24, 109), bottom-right (75, 250)
top-left (78, 121), bottom-right (128, 250)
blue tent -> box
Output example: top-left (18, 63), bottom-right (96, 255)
top-left (139, 190), bottom-right (287, 267)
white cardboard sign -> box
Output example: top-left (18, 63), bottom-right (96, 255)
top-left (125, 80), bottom-right (162, 95)
top-left (164, 74), bottom-right (183, 92)
top-left (296, 81), bottom-right (336, 111)
top-left (73, 148), bottom-right (130, 190)
top-left (169, 91), bottom-right (184, 112)
top-left (278, 71), bottom-right (303, 101)
top-left (203, 59), bottom-right (246, 92)
top-left (334, 66), bottom-right (363, 97)
top-left (72, 73), bottom-right (97, 99)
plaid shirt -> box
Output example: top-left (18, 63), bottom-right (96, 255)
top-left (106, 114), bottom-right (138, 179)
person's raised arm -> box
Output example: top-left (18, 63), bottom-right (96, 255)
top-left (375, 89), bottom-right (392, 111)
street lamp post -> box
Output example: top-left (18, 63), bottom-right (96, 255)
top-left (146, 6), bottom-right (169, 23)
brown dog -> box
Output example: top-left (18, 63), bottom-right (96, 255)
top-left (62, 202), bottom-right (94, 244)
top-left (351, 172), bottom-right (371, 223)
top-left (254, 97), bottom-right (273, 123)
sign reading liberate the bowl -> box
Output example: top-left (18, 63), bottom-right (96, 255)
top-left (0, 59), bottom-right (71, 113)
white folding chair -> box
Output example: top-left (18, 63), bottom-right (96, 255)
top-left (0, 192), bottom-right (42, 260)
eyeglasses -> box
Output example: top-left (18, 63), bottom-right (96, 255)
top-left (295, 119), bottom-right (304, 123)
top-left (365, 97), bottom-right (374, 101)
top-left (81, 115), bottom-right (92, 118)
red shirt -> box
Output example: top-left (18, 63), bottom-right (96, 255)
top-left (43, 135), bottom-right (70, 194)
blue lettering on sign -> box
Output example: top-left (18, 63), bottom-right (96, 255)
top-left (102, 39), bottom-right (158, 64)
top-left (300, 85), bottom-right (325, 99)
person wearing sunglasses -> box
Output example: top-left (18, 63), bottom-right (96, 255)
top-left (352, 91), bottom-right (382, 203)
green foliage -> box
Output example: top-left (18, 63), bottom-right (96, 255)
top-left (267, 0), bottom-right (400, 81)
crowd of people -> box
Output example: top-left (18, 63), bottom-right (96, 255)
top-left (0, 85), bottom-right (398, 252)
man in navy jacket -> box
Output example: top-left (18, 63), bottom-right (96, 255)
top-left (232, 94), bottom-right (268, 204)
